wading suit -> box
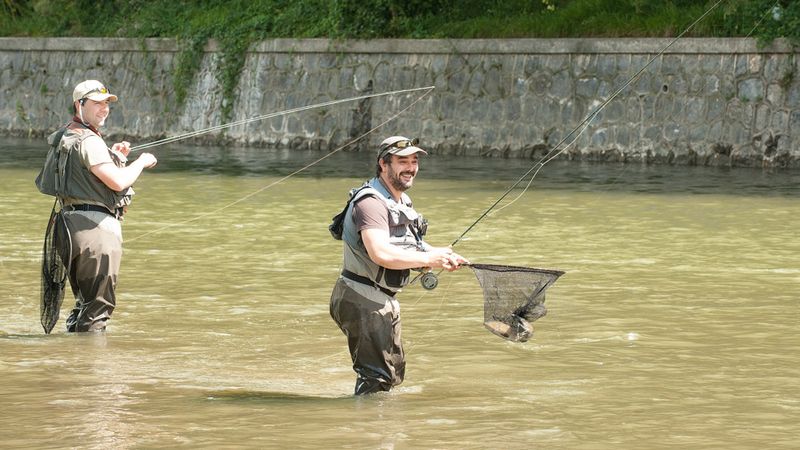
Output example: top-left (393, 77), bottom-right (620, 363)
top-left (36, 119), bottom-right (132, 332)
top-left (330, 177), bottom-right (428, 395)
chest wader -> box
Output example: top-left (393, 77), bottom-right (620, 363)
top-left (329, 178), bottom-right (427, 394)
top-left (36, 122), bottom-right (129, 332)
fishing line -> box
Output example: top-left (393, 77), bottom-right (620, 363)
top-left (745, 0), bottom-right (781, 39)
top-left (402, 273), bottom-right (456, 357)
top-left (408, 0), bottom-right (726, 291)
top-left (126, 86), bottom-right (435, 243)
top-left (130, 86), bottom-right (435, 152)
top-left (495, 0), bottom-right (778, 215)
top-left (448, 0), bottom-right (726, 248)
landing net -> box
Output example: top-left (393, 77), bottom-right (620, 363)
top-left (40, 207), bottom-right (71, 334)
top-left (470, 264), bottom-right (565, 342)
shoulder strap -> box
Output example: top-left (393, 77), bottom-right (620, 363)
top-left (329, 183), bottom-right (378, 240)
top-left (350, 186), bottom-right (383, 204)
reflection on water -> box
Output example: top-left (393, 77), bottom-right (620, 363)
top-left (6, 136), bottom-right (799, 196)
top-left (1, 137), bottom-right (798, 448)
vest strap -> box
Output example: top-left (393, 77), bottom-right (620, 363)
top-left (341, 270), bottom-right (396, 297)
top-left (63, 203), bottom-right (122, 219)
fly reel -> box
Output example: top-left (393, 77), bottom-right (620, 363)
top-left (420, 271), bottom-right (439, 290)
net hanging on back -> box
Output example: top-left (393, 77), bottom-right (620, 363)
top-left (40, 205), bottom-right (71, 334)
top-left (470, 264), bottom-right (565, 342)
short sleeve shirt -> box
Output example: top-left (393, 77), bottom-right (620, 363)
top-left (352, 196), bottom-right (389, 233)
top-left (78, 134), bottom-right (113, 169)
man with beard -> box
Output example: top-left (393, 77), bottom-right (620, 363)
top-left (36, 80), bottom-right (157, 332)
top-left (329, 135), bottom-right (468, 395)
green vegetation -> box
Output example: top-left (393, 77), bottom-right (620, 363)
top-left (2, 0), bottom-right (796, 120)
top-left (2, 0), bottom-right (796, 41)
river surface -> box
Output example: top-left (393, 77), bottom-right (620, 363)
top-left (1, 136), bottom-right (798, 449)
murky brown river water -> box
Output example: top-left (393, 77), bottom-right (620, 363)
top-left (1, 136), bottom-right (798, 449)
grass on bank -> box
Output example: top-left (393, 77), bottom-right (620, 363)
top-left (1, 0), bottom-right (795, 41)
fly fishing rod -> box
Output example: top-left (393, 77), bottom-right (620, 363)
top-left (414, 0), bottom-right (727, 290)
top-left (130, 86), bottom-right (435, 152)
top-left (126, 86), bottom-right (435, 243)
top-left (448, 0), bottom-right (726, 249)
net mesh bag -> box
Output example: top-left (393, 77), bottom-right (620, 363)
top-left (470, 263), bottom-right (565, 342)
top-left (40, 207), bottom-right (71, 334)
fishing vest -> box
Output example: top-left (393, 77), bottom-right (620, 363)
top-left (35, 121), bottom-right (132, 212)
top-left (341, 177), bottom-right (427, 292)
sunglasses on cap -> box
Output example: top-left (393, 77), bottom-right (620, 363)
top-left (391, 138), bottom-right (419, 149)
top-left (379, 138), bottom-right (420, 158)
top-left (84, 86), bottom-right (109, 96)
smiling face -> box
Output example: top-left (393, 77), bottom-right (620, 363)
top-left (76, 98), bottom-right (110, 129)
top-left (380, 153), bottom-right (420, 194)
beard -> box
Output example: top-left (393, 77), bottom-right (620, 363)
top-left (386, 164), bottom-right (415, 191)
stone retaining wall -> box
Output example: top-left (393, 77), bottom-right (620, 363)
top-left (1, 37), bottom-right (798, 167)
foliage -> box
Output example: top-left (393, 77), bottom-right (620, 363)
top-left (3, 1), bottom-right (797, 42)
top-left (173, 35), bottom-right (207, 108)
top-left (721, 0), bottom-right (800, 46)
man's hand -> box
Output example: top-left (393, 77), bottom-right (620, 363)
top-left (135, 153), bottom-right (158, 168)
top-left (425, 246), bottom-right (469, 272)
top-left (112, 141), bottom-right (131, 157)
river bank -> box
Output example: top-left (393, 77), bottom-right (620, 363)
top-left (1, 37), bottom-right (798, 168)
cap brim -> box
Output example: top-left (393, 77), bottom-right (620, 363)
top-left (85, 93), bottom-right (118, 102)
top-left (390, 146), bottom-right (427, 156)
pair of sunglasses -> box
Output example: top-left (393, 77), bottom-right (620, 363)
top-left (378, 138), bottom-right (419, 158)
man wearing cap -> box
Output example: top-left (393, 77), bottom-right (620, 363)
top-left (36, 80), bottom-right (157, 332)
top-left (329, 135), bottom-right (468, 395)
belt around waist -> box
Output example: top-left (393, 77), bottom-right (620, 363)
top-left (63, 204), bottom-right (121, 219)
top-left (341, 269), bottom-right (396, 297)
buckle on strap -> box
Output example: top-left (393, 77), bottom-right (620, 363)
top-left (341, 270), bottom-right (396, 297)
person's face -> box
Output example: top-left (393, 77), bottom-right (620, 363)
top-left (381, 153), bottom-right (420, 192)
top-left (77, 98), bottom-right (110, 128)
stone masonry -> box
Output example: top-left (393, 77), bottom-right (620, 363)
top-left (1, 37), bottom-right (798, 168)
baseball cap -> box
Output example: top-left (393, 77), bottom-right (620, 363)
top-left (72, 80), bottom-right (118, 103)
top-left (378, 136), bottom-right (428, 159)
